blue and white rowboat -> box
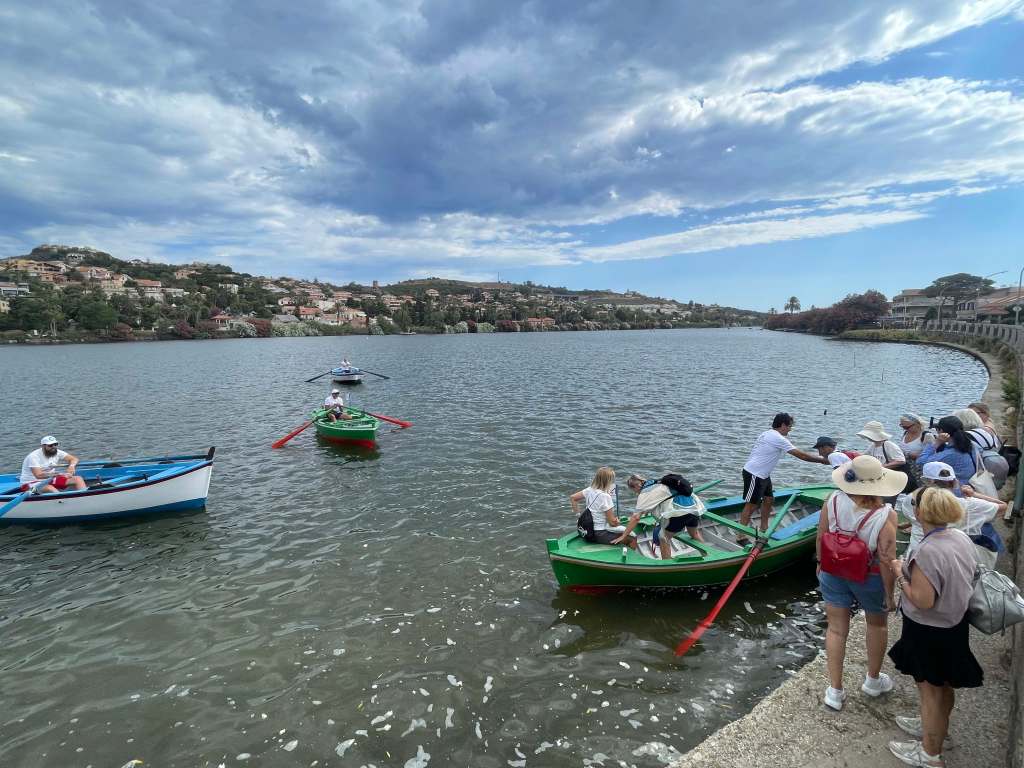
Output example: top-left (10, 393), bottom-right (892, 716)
top-left (0, 448), bottom-right (215, 523)
top-left (331, 366), bottom-right (365, 384)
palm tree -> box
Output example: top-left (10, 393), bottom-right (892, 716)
top-left (785, 296), bottom-right (801, 313)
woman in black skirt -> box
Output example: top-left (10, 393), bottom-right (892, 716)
top-left (887, 488), bottom-right (982, 767)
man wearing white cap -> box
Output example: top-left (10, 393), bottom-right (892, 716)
top-left (323, 388), bottom-right (351, 422)
top-left (19, 436), bottom-right (87, 493)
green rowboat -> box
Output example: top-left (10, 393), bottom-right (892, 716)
top-left (546, 485), bottom-right (833, 588)
top-left (312, 407), bottom-right (380, 447)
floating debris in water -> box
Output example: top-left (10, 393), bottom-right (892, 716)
top-left (447, 675), bottom-right (462, 687)
top-left (618, 661), bottom-right (630, 669)
top-left (445, 708), bottom-right (455, 728)
top-left (535, 742), bottom-right (554, 754)
top-left (743, 602), bottom-right (754, 614)
top-left (426, 608), bottom-right (441, 614)
top-left (404, 745), bottom-right (430, 768)
top-left (335, 739), bottom-right (355, 757)
top-left (402, 719), bottom-right (427, 737)
top-left (633, 742), bottom-right (682, 763)
top-left (282, 739), bottom-right (298, 752)
top-left (484, 676), bottom-right (494, 693)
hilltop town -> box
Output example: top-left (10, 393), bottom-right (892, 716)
top-left (0, 245), bottom-right (765, 342)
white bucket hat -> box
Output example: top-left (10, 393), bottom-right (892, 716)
top-left (832, 455), bottom-right (907, 497)
top-left (330, 388), bottom-right (341, 394)
top-left (40, 435), bottom-right (58, 445)
top-left (856, 420), bottom-right (891, 442)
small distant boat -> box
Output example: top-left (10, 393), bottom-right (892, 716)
top-left (312, 408), bottom-right (379, 448)
top-left (546, 485), bottom-right (832, 588)
top-left (331, 366), bottom-right (365, 384)
top-left (0, 448), bottom-right (215, 523)
top-left (398, 331), bottom-right (416, 336)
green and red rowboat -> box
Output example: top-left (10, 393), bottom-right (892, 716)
top-left (312, 407), bottom-right (380, 448)
top-left (546, 484), bottom-right (833, 588)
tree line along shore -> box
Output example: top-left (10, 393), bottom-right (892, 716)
top-left (0, 245), bottom-right (765, 343)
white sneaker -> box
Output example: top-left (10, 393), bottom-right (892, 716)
top-left (862, 672), bottom-right (894, 697)
top-left (895, 716), bottom-right (953, 745)
top-left (888, 739), bottom-right (943, 766)
top-left (824, 685), bottom-right (847, 711)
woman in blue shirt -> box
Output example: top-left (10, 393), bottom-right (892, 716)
top-left (915, 416), bottom-right (977, 489)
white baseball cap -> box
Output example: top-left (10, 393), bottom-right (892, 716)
top-left (922, 461), bottom-right (956, 482)
top-left (40, 435), bottom-right (58, 445)
top-left (331, 388), bottom-right (341, 394)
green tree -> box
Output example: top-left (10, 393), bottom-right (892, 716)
top-left (924, 273), bottom-right (995, 321)
top-left (785, 296), bottom-right (801, 313)
top-left (78, 299), bottom-right (118, 331)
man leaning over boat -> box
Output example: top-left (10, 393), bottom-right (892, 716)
top-left (20, 436), bottom-right (87, 493)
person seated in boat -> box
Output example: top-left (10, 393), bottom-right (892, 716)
top-left (340, 357), bottom-right (352, 370)
top-left (20, 436), bottom-right (87, 494)
top-left (570, 467), bottom-right (636, 548)
top-left (613, 474), bottom-right (704, 558)
top-left (323, 388), bottom-right (352, 422)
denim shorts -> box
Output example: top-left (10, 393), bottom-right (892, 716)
top-left (818, 570), bottom-right (885, 614)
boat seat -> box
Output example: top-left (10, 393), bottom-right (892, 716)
top-left (700, 530), bottom-right (744, 552)
top-left (636, 536), bottom-right (700, 560)
top-left (771, 513), bottom-right (819, 540)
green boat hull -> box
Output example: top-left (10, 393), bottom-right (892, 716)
top-left (312, 408), bottom-right (380, 446)
top-left (546, 485), bottom-right (833, 588)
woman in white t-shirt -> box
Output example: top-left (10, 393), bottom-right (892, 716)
top-left (856, 420), bottom-right (907, 469)
top-left (569, 467), bottom-right (636, 548)
top-left (896, 413), bottom-right (934, 461)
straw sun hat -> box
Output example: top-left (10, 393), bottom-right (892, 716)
top-left (856, 420), bottom-right (891, 442)
top-left (831, 455), bottom-right (907, 497)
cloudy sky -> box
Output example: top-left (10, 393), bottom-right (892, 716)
top-left (1, 1), bottom-right (1022, 309)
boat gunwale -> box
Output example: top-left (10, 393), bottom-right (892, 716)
top-left (0, 460), bottom-right (213, 503)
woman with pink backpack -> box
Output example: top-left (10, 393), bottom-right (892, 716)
top-left (815, 455), bottom-right (904, 711)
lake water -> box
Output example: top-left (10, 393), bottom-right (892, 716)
top-left (0, 329), bottom-right (987, 768)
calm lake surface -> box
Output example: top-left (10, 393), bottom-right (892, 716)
top-left (0, 329), bottom-right (987, 768)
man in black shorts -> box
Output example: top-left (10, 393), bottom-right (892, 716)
top-left (738, 413), bottom-right (829, 545)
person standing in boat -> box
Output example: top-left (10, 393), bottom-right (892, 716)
top-left (570, 467), bottom-right (636, 549)
top-left (611, 474), bottom-right (705, 557)
top-left (323, 388), bottom-right (352, 422)
top-left (816, 455), bottom-right (901, 711)
top-left (738, 413), bottom-right (829, 546)
top-left (20, 436), bottom-right (87, 493)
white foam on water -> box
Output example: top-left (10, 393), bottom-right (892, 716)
top-left (632, 742), bottom-right (682, 763)
top-left (282, 739), bottom-right (298, 752)
top-left (404, 745), bottom-right (430, 768)
top-left (335, 739), bottom-right (356, 757)
top-left (401, 718), bottom-right (427, 737)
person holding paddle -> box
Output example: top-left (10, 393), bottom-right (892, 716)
top-left (737, 413), bottom-right (829, 546)
top-left (323, 389), bottom-right (352, 422)
top-left (20, 436), bottom-right (87, 493)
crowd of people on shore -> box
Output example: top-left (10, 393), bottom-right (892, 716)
top-left (570, 401), bottom-right (1009, 768)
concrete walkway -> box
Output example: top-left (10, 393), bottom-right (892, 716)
top-left (673, 343), bottom-right (1015, 768)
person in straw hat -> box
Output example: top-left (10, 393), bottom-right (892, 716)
top-left (856, 420), bottom-right (907, 470)
top-left (815, 455), bottom-right (902, 712)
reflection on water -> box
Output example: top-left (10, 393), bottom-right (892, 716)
top-left (0, 330), bottom-right (987, 767)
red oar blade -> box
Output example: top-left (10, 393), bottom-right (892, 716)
top-left (674, 541), bottom-right (764, 656)
top-left (271, 419), bottom-right (313, 449)
top-left (365, 411), bottom-right (413, 429)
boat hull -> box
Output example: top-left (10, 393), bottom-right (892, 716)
top-left (331, 367), bottom-right (364, 384)
top-left (546, 485), bottom-right (831, 588)
top-left (313, 408), bottom-right (379, 447)
top-left (0, 462), bottom-right (213, 523)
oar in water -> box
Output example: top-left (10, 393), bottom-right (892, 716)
top-left (360, 369), bottom-right (390, 380)
top-left (0, 487), bottom-right (33, 518)
top-left (305, 370), bottom-right (333, 383)
top-left (348, 407), bottom-right (412, 429)
top-left (271, 414), bottom-right (319, 448)
top-left (674, 491), bottom-right (799, 657)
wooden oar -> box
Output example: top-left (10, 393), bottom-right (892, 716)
top-left (305, 370), bottom-right (333, 383)
top-left (349, 408), bottom-right (412, 429)
top-left (360, 369), bottom-right (391, 380)
top-left (0, 488), bottom-right (33, 518)
top-left (674, 491), bottom-right (799, 657)
top-left (271, 412), bottom-right (322, 449)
